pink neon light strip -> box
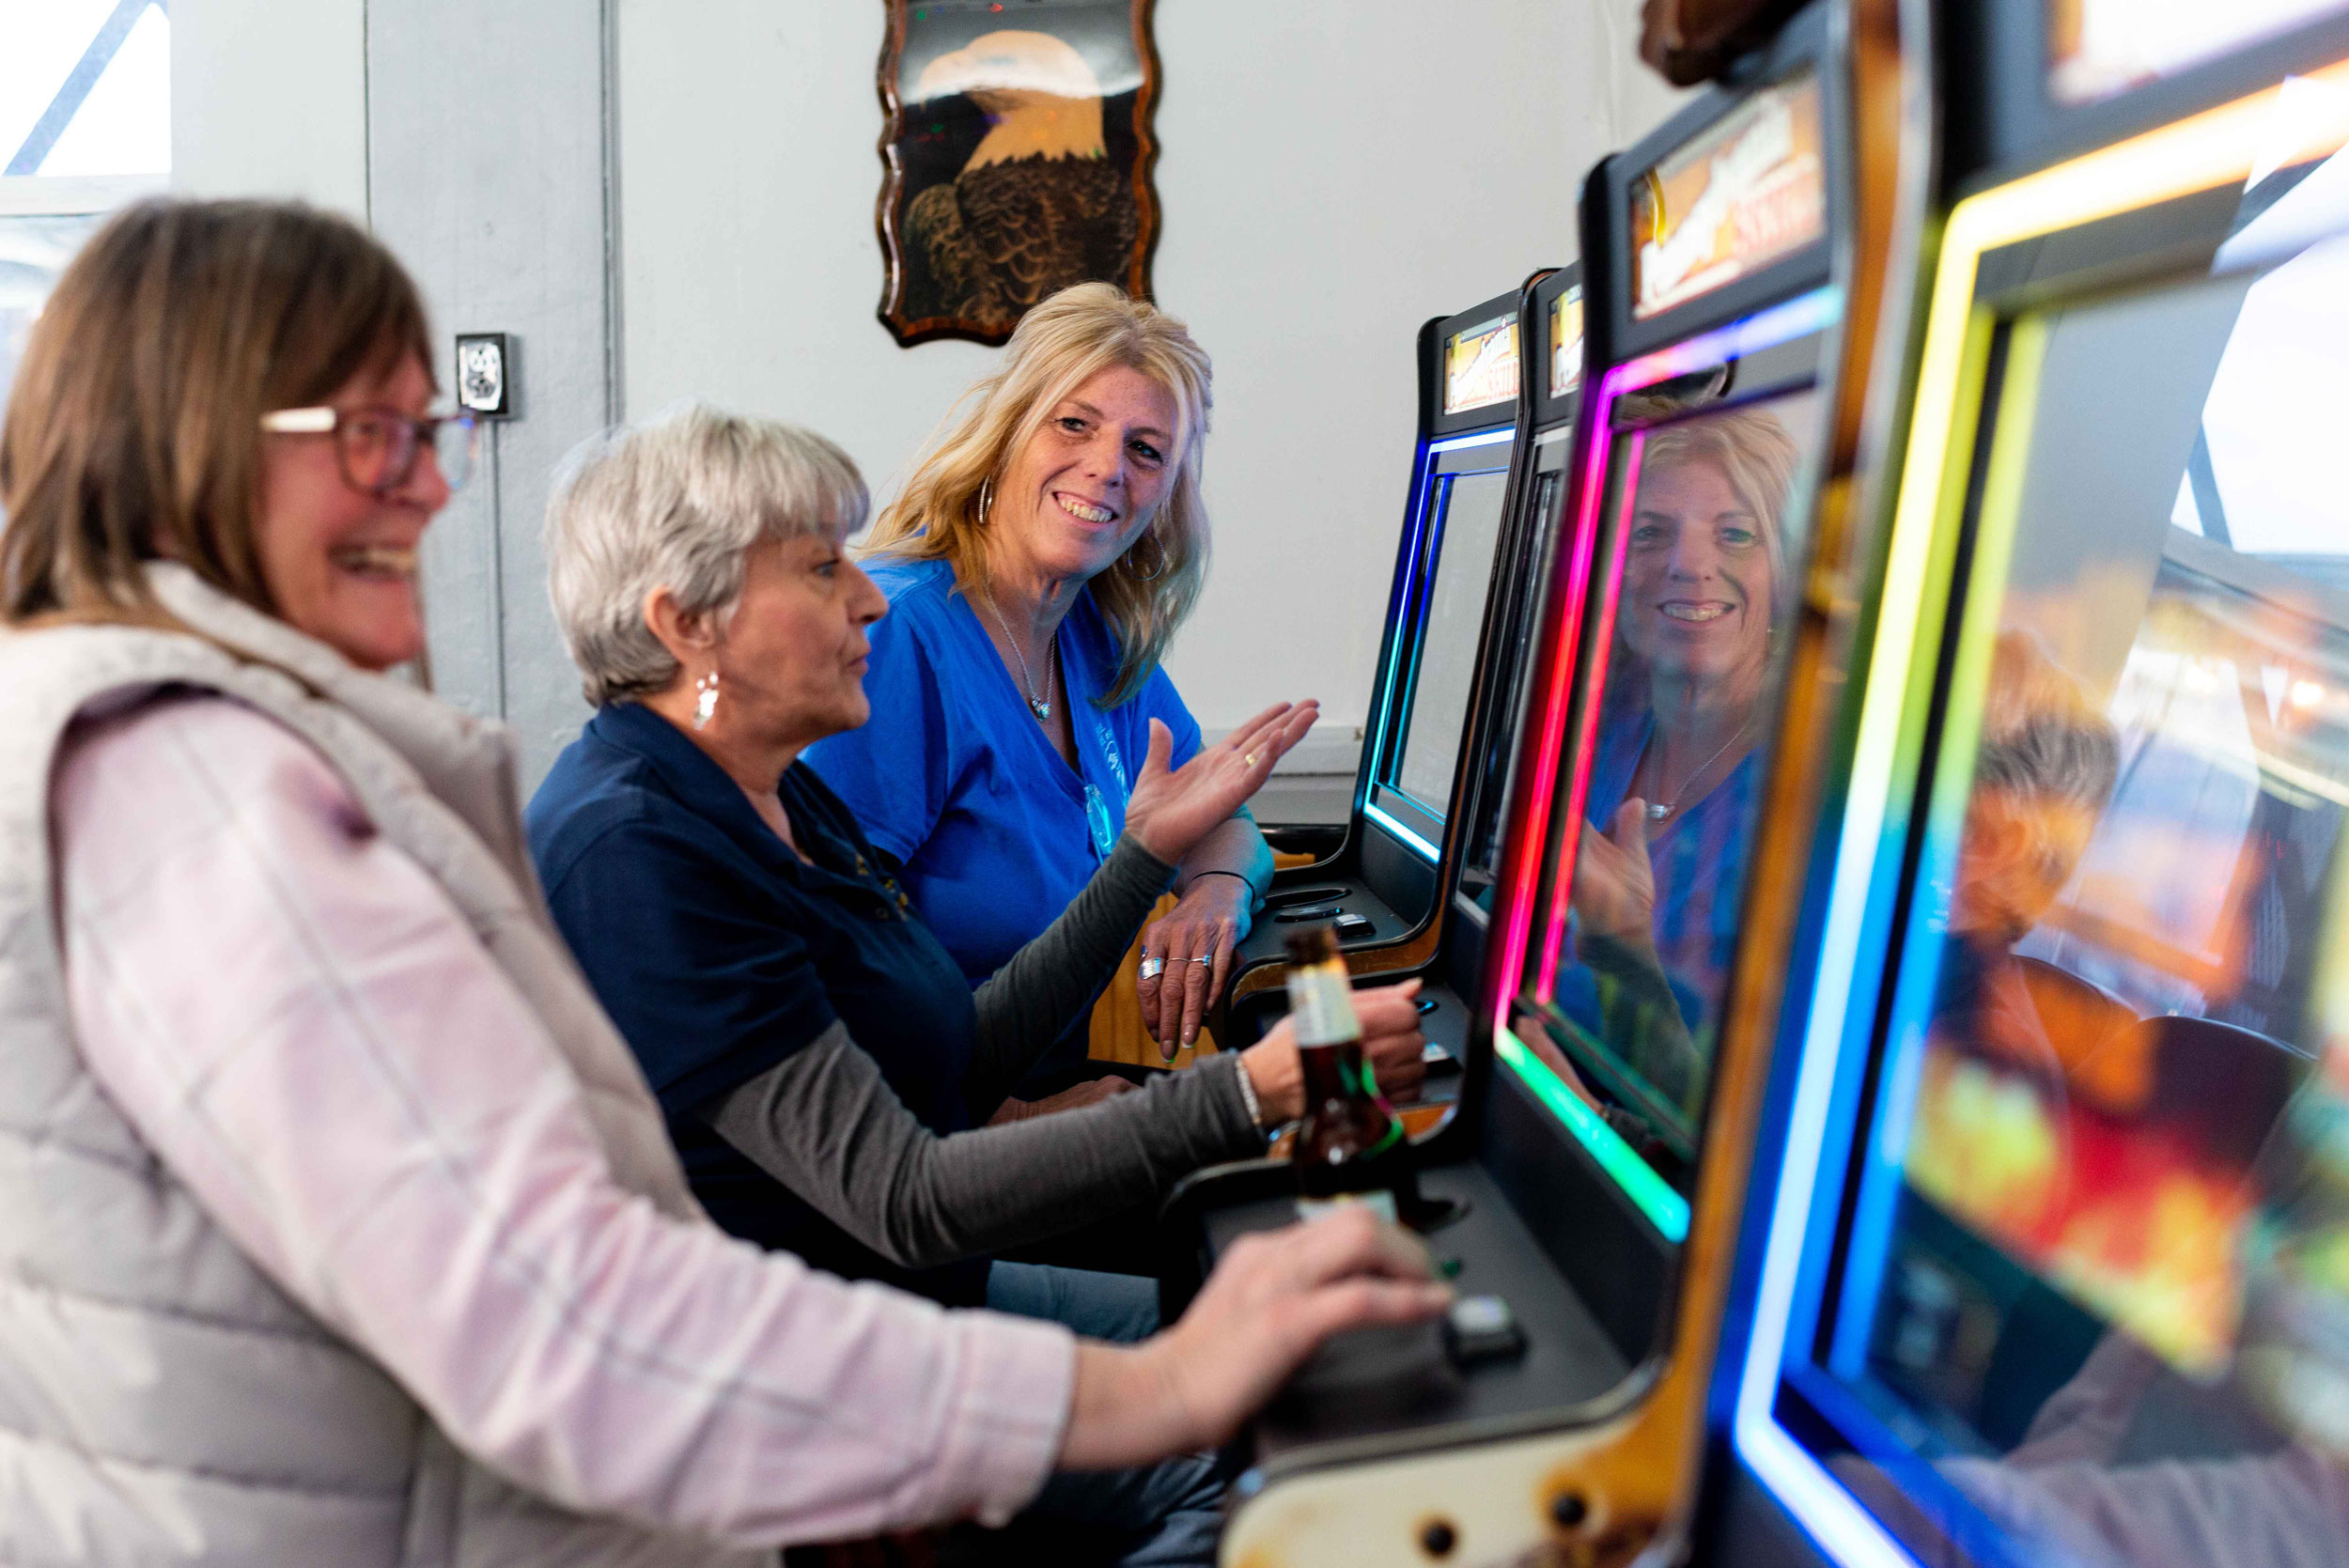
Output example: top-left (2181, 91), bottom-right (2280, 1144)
top-left (1489, 358), bottom-right (1636, 1031)
top-left (1537, 430), bottom-right (1641, 1001)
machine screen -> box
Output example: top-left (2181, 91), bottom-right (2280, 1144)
top-left (1524, 385), bottom-right (1824, 1173)
top-left (1828, 222), bottom-right (2349, 1565)
top-left (1630, 71), bottom-right (1826, 319)
top-left (1444, 314), bottom-right (1520, 414)
top-left (1394, 467), bottom-right (1513, 813)
top-left (2048, 0), bottom-right (2344, 102)
top-left (1550, 287), bottom-right (1586, 397)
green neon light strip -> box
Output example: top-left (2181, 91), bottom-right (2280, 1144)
top-left (1496, 1025), bottom-right (1691, 1242)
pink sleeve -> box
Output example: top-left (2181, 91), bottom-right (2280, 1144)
top-left (53, 694), bottom-right (1074, 1545)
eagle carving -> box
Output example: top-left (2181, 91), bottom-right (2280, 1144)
top-left (890, 29), bottom-right (1143, 341)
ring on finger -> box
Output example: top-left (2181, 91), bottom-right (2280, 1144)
top-left (1140, 955), bottom-right (1166, 980)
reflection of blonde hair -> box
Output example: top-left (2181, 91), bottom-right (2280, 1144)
top-left (1633, 401), bottom-right (1799, 616)
top-left (1606, 396), bottom-right (1801, 699)
top-left (863, 282), bottom-right (1211, 707)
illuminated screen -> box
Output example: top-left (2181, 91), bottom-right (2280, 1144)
top-left (1550, 287), bottom-right (1586, 398)
top-left (1630, 71), bottom-right (1826, 320)
top-left (1521, 384), bottom-right (1825, 1174)
top-left (1444, 314), bottom-right (1520, 414)
top-left (1394, 467), bottom-right (1513, 812)
top-left (1833, 220), bottom-right (2349, 1563)
top-left (2049, 0), bottom-right (2345, 102)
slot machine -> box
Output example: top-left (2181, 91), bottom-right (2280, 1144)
top-left (1710, 5), bottom-right (2349, 1566)
top-left (1451, 264), bottom-right (1591, 972)
top-left (1160, 1), bottom-right (1928, 1560)
top-left (1225, 266), bottom-right (1593, 1126)
top-left (1221, 281), bottom-right (1552, 1070)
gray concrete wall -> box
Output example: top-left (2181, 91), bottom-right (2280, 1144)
top-left (366, 0), bottom-right (616, 781)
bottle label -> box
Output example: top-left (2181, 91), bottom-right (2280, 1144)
top-left (1288, 957), bottom-right (1361, 1048)
top-left (1295, 1189), bottom-right (1400, 1225)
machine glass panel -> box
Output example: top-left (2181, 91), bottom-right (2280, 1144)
top-left (1629, 69), bottom-right (1827, 320)
top-left (1739, 103), bottom-right (2349, 1568)
top-left (2049, 0), bottom-right (2348, 103)
top-left (1459, 463), bottom-right (1565, 910)
top-left (1526, 384), bottom-right (1825, 1173)
top-left (1444, 311), bottom-right (1520, 414)
top-left (1393, 467), bottom-right (1514, 814)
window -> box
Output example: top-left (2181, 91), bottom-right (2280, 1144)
top-left (0, 0), bottom-right (171, 421)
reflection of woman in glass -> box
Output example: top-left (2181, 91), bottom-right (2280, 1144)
top-left (1560, 402), bottom-right (1798, 1117)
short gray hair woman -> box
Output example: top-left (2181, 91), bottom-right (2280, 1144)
top-left (527, 405), bottom-right (1435, 1566)
top-left (548, 408), bottom-right (867, 705)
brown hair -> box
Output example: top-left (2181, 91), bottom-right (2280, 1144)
top-left (1958, 629), bottom-right (2120, 942)
top-left (0, 198), bottom-right (434, 627)
top-left (861, 282), bottom-right (1212, 708)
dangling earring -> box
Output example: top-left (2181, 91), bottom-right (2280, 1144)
top-left (693, 670), bottom-right (720, 730)
top-left (1128, 530), bottom-right (1168, 582)
top-left (976, 477), bottom-right (995, 523)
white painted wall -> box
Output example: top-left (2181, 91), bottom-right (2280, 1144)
top-left (618, 0), bottom-right (1688, 754)
top-left (169, 0), bottom-right (367, 219)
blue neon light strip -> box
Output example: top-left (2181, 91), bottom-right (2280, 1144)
top-left (1496, 1026), bottom-right (1689, 1241)
top-left (1362, 800), bottom-right (1440, 862)
top-left (1428, 426), bottom-right (1517, 453)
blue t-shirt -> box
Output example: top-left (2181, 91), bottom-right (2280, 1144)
top-left (803, 556), bottom-right (1202, 1091)
top-left (527, 701), bottom-right (988, 1306)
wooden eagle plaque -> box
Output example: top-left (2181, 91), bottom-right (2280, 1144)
top-left (876, 0), bottom-right (1161, 348)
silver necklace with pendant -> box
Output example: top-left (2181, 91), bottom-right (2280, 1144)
top-left (1644, 718), bottom-right (1753, 822)
top-left (981, 594), bottom-right (1056, 723)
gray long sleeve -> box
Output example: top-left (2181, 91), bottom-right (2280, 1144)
top-left (700, 1019), bottom-right (1264, 1269)
top-left (964, 831), bottom-right (1177, 1110)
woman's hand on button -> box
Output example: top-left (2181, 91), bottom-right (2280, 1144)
top-left (1122, 701), bottom-right (1317, 866)
top-left (1354, 980), bottom-right (1430, 1102)
top-left (1059, 1207), bottom-right (1449, 1468)
top-left (1241, 981), bottom-right (1427, 1122)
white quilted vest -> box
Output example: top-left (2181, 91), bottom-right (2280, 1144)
top-left (0, 566), bottom-right (768, 1567)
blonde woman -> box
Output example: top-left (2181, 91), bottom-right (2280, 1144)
top-left (807, 284), bottom-right (1302, 1084)
top-left (1560, 402), bottom-right (1802, 1117)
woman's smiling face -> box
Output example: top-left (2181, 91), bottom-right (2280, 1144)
top-left (1619, 455), bottom-right (1775, 691)
top-left (254, 353), bottom-right (448, 672)
top-left (993, 364), bottom-right (1178, 583)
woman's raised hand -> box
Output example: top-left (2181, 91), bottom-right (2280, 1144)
top-left (1122, 702), bottom-right (1316, 865)
top-left (1569, 799), bottom-right (1659, 947)
top-left (1127, 701), bottom-right (1315, 1055)
top-left (1058, 1207), bottom-right (1451, 1470)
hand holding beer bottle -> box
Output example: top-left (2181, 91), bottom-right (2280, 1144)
top-left (1285, 924), bottom-right (1410, 1222)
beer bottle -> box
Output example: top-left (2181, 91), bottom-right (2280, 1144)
top-left (1286, 924), bottom-right (1407, 1221)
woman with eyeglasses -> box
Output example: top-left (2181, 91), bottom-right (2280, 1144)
top-left (0, 196), bottom-right (1448, 1565)
top-left (804, 285), bottom-right (1300, 1084)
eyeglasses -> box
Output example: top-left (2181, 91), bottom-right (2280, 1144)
top-left (258, 405), bottom-right (481, 496)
